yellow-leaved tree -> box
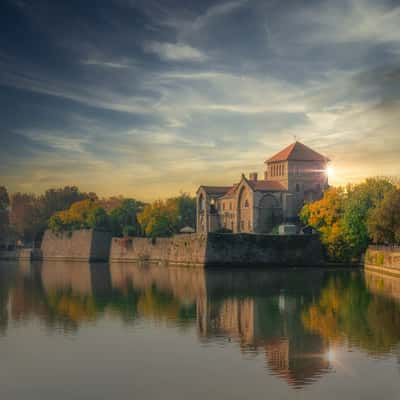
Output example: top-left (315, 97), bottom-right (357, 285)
top-left (300, 187), bottom-right (349, 261)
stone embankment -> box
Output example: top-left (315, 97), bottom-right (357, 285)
top-left (41, 229), bottom-right (112, 262)
top-left (365, 245), bottom-right (400, 277)
top-left (110, 233), bottom-right (324, 267)
top-left (2, 230), bottom-right (325, 267)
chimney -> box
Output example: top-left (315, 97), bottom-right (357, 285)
top-left (249, 172), bottom-right (258, 181)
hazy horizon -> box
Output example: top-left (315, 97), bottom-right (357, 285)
top-left (1, 0), bottom-right (400, 200)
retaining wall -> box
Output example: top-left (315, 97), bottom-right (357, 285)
top-left (41, 229), bottom-right (112, 261)
top-left (110, 233), bottom-right (324, 267)
top-left (365, 246), bottom-right (400, 276)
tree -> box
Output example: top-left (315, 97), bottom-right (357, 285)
top-left (137, 194), bottom-right (196, 238)
top-left (341, 178), bottom-right (396, 258)
top-left (9, 192), bottom-right (41, 244)
top-left (0, 186), bottom-right (10, 238)
top-left (300, 187), bottom-right (349, 260)
top-left (301, 178), bottom-right (397, 261)
top-left (172, 193), bottom-right (196, 230)
top-left (48, 199), bottom-right (109, 232)
top-left (367, 189), bottom-right (400, 245)
top-left (108, 199), bottom-right (145, 237)
top-left (36, 186), bottom-right (95, 236)
top-left (137, 200), bottom-right (179, 237)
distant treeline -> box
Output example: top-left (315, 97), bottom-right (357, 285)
top-left (0, 185), bottom-right (196, 244)
top-left (300, 178), bottom-right (400, 262)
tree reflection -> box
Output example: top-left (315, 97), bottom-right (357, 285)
top-left (301, 271), bottom-right (400, 355)
top-left (2, 262), bottom-right (400, 388)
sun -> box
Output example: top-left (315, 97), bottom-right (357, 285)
top-left (325, 166), bottom-right (335, 177)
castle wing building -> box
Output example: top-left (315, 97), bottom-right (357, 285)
top-left (196, 142), bottom-right (329, 234)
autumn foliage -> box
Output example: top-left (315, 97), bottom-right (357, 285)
top-left (300, 178), bottom-right (398, 261)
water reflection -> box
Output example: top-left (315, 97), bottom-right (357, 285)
top-left (302, 270), bottom-right (400, 356)
top-left (1, 261), bottom-right (400, 389)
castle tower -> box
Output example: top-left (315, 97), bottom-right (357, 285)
top-left (264, 142), bottom-right (330, 211)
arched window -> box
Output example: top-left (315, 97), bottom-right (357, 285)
top-left (199, 194), bottom-right (205, 211)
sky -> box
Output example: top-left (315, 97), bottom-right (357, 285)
top-left (1, 0), bottom-right (400, 200)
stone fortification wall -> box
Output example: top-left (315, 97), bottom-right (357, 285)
top-left (110, 234), bottom-right (208, 266)
top-left (110, 233), bottom-right (324, 267)
top-left (365, 246), bottom-right (400, 276)
top-left (41, 229), bottom-right (111, 261)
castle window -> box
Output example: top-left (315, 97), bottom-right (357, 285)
top-left (244, 199), bottom-right (249, 208)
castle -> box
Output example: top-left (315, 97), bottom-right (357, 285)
top-left (196, 141), bottom-right (330, 234)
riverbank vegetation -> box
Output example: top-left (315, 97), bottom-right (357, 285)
top-left (0, 185), bottom-right (196, 244)
top-left (300, 178), bottom-right (400, 262)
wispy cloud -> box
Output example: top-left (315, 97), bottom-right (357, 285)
top-left (1, 0), bottom-right (400, 197)
top-left (144, 41), bottom-right (207, 62)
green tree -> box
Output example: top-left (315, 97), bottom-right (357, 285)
top-left (36, 186), bottom-right (95, 237)
top-left (301, 178), bottom-right (397, 261)
top-left (109, 199), bottom-right (145, 237)
top-left (137, 199), bottom-right (179, 237)
top-left (341, 178), bottom-right (395, 258)
top-left (172, 193), bottom-right (196, 230)
top-left (87, 206), bottom-right (110, 230)
top-left (137, 194), bottom-right (196, 237)
top-left (48, 199), bottom-right (109, 232)
top-left (367, 189), bottom-right (400, 245)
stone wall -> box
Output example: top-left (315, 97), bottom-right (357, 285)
top-left (110, 234), bottom-right (208, 266)
top-left (365, 246), bottom-right (400, 276)
top-left (110, 233), bottom-right (324, 267)
top-left (41, 229), bottom-right (112, 261)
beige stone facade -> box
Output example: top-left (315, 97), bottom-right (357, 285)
top-left (197, 142), bottom-right (329, 234)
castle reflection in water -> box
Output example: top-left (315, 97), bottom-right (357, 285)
top-left (1, 261), bottom-right (400, 389)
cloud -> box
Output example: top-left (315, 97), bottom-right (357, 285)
top-left (144, 41), bottom-right (207, 61)
top-left (1, 0), bottom-right (400, 198)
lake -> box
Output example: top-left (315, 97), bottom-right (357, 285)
top-left (1, 260), bottom-right (400, 399)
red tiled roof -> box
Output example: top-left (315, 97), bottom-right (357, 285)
top-left (266, 142), bottom-right (329, 163)
top-left (248, 180), bottom-right (286, 192)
